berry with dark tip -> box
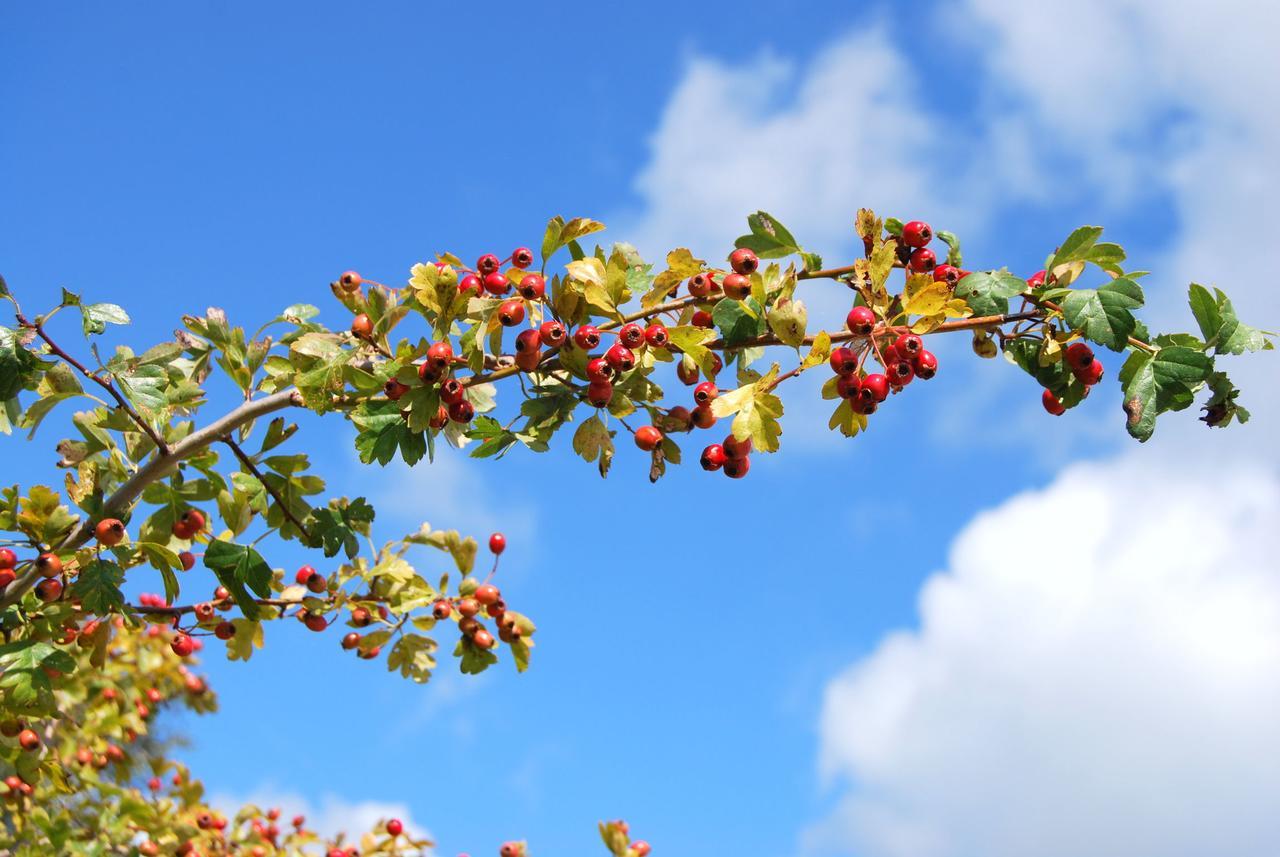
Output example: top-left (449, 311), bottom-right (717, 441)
top-left (351, 314), bottom-right (373, 339)
top-left (574, 326), bottom-right (602, 350)
top-left (518, 273), bottom-right (546, 301)
top-left (908, 247), bottom-right (936, 273)
top-left (700, 444), bottom-right (726, 471)
top-left (440, 377), bottom-right (466, 405)
top-left (1065, 342), bottom-right (1094, 371)
top-left (586, 357), bottom-right (615, 383)
top-left (173, 509), bottom-right (206, 540)
top-left (511, 247), bottom-right (534, 269)
top-left (339, 271), bottom-right (362, 291)
top-left (605, 343), bottom-right (636, 372)
top-left (847, 305), bottom-right (876, 336)
top-left (830, 347), bottom-right (858, 375)
top-left (691, 309), bottom-right (714, 328)
top-left (95, 518), bottom-right (126, 546)
top-left (729, 247), bottom-right (759, 274)
top-left (914, 350), bottom-right (938, 380)
top-left (933, 263), bottom-right (961, 285)
top-left (476, 254), bottom-right (501, 276)
top-left (587, 381), bottom-right (613, 408)
top-left (644, 323), bottom-right (669, 348)
top-left (901, 220), bottom-right (933, 247)
top-left (723, 434), bottom-right (752, 459)
top-left (170, 634), bottom-right (195, 658)
top-left (498, 299), bottom-right (525, 326)
top-left (426, 341), bottom-right (454, 370)
top-left (691, 404), bottom-right (717, 429)
top-left (723, 457), bottom-right (750, 478)
top-left (384, 379), bottom-right (408, 401)
top-left (862, 373), bottom-right (890, 402)
top-left (722, 272), bottom-right (751, 300)
top-left (687, 272), bottom-right (715, 298)
top-left (693, 381), bottom-right (718, 405)
top-left (447, 400), bottom-right (474, 423)
top-left (1075, 358), bottom-right (1105, 386)
top-left (540, 320), bottom-right (567, 347)
top-left (619, 323), bottom-right (646, 349)
top-left (634, 425), bottom-right (663, 451)
top-left (35, 553), bottom-right (62, 578)
top-left (515, 329), bottom-right (542, 354)
top-left (676, 360), bottom-right (699, 386)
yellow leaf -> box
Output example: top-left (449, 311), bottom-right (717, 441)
top-left (902, 274), bottom-right (950, 317)
top-left (566, 257), bottom-right (606, 288)
top-left (868, 241), bottom-right (897, 290)
top-left (667, 325), bottom-right (717, 375)
top-left (944, 298), bottom-right (973, 319)
top-left (855, 208), bottom-right (883, 246)
top-left (767, 298), bottom-right (807, 347)
top-left (910, 314), bottom-right (945, 334)
top-left (828, 399), bottom-right (867, 437)
top-left (802, 330), bottom-right (832, 369)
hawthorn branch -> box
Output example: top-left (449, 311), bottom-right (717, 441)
top-left (220, 435), bottom-right (314, 543)
top-left (18, 315), bottom-right (172, 455)
top-left (705, 309), bottom-right (1046, 351)
top-left (0, 388), bottom-right (304, 609)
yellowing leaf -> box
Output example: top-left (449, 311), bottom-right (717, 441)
top-left (828, 399), bottom-right (867, 437)
top-left (642, 248), bottom-right (706, 310)
top-left (566, 257), bottom-right (606, 288)
top-left (767, 298), bottom-right (807, 347)
top-left (802, 330), bottom-right (832, 369)
top-left (667, 325), bottom-right (718, 374)
top-left (902, 274), bottom-right (951, 317)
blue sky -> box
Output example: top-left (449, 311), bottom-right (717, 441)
top-left (3, 3), bottom-right (1277, 856)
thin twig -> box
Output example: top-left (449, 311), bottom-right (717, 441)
top-left (221, 436), bottom-right (314, 542)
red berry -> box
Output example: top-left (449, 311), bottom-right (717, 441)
top-left (1065, 342), bottom-right (1094, 371)
top-left (862, 373), bottom-right (890, 402)
top-left (644, 324), bottom-right (669, 348)
top-left (0, 548), bottom-right (15, 570)
top-left (295, 566), bottom-right (316, 585)
top-left (700, 444), bottom-right (726, 471)
top-left (619, 323), bottom-right (646, 349)
top-left (1042, 389), bottom-right (1066, 415)
top-left (170, 634), bottom-right (195, 658)
top-left (448, 400), bottom-right (475, 423)
top-left (1075, 358), bottom-right (1105, 386)
top-left (475, 584), bottom-right (501, 606)
top-left (846, 306), bottom-right (876, 336)
top-left (426, 341), bottom-right (454, 370)
top-left (432, 600), bottom-right (452, 620)
top-left (500, 843), bottom-right (522, 857)
top-left (306, 572), bottom-right (327, 594)
top-left (303, 612), bottom-right (327, 632)
top-left (901, 220), bottom-right (933, 247)
top-left (605, 343), bottom-right (636, 372)
top-left (511, 247), bottom-right (534, 269)
top-left (722, 272), bottom-right (751, 300)
top-left (482, 271), bottom-right (509, 296)
top-left (17, 729), bottom-right (39, 752)
top-left (489, 532), bottom-right (506, 555)
top-left (693, 381), bottom-right (718, 405)
top-left (1027, 270), bottom-right (1047, 289)
top-left (515, 328), bottom-right (542, 354)
top-left (586, 357), bottom-right (615, 383)
top-left (837, 374), bottom-right (862, 400)
top-left (498, 299), bottom-right (525, 326)
top-left (429, 404), bottom-right (449, 430)
top-left (173, 509), bottom-right (205, 539)
top-left (472, 629), bottom-right (495, 649)
top-left (0, 569), bottom-right (15, 589)
top-left (691, 309), bottom-right (714, 329)
top-left (687, 272), bottom-right (715, 298)
top-left (894, 334), bottom-right (923, 358)
top-left (386, 818), bottom-right (403, 837)
top-left (539, 320), bottom-right (567, 347)
top-left (35, 553), bottom-right (62, 578)
top-left (351, 314), bottom-right (374, 339)
top-left (384, 379), bottom-right (408, 401)
top-left (723, 456), bottom-right (750, 478)
top-left (458, 273), bottom-right (482, 294)
top-left (339, 270), bottom-right (362, 291)
top-left (723, 434), bottom-right (752, 459)
top-left (729, 247), bottom-right (759, 274)
top-left (933, 263), bottom-right (960, 285)
top-left (518, 273), bottom-right (546, 300)
top-left (476, 254), bottom-right (501, 276)
top-left (634, 425), bottom-right (663, 451)
top-left (914, 350), bottom-right (938, 380)
top-left (574, 326), bottom-right (602, 350)
top-left (633, 842), bottom-right (652, 857)
top-left (215, 621), bottom-right (236, 640)
top-left (830, 347), bottom-right (858, 375)
top-left (440, 377), bottom-right (466, 405)
top-left (94, 518), bottom-right (126, 546)
top-left (587, 381), bottom-right (613, 408)
top-left (908, 247), bottom-right (936, 273)
top-left (889, 360), bottom-right (915, 387)
top-left (691, 404), bottom-right (717, 429)
top-left (178, 551), bottom-right (196, 571)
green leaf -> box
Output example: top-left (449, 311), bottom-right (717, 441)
top-left (71, 559), bottom-right (126, 614)
top-left (712, 297), bottom-right (767, 347)
top-left (308, 497), bottom-right (375, 559)
top-left (734, 211), bottom-right (801, 259)
top-left (1119, 346), bottom-right (1214, 442)
top-left (467, 415), bottom-right (518, 459)
top-left (1050, 225), bottom-right (1104, 270)
top-left (79, 302), bottom-right (131, 336)
top-left (115, 363), bottom-right (168, 415)
top-left (953, 270), bottom-right (1025, 318)
top-left (203, 539), bottom-right (273, 620)
top-left (1061, 277), bottom-right (1145, 351)
top-left (936, 229), bottom-right (963, 267)
top-left (0, 325), bottom-right (41, 400)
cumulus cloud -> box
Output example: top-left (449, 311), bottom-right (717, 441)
top-left (807, 456), bottom-right (1280, 857)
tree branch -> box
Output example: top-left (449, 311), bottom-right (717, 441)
top-left (220, 435), bottom-right (314, 542)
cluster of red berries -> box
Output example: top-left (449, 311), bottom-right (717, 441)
top-left (428, 532), bottom-right (528, 652)
top-left (1, 545), bottom-right (66, 601)
top-left (1042, 336), bottom-right (1105, 415)
top-left (831, 321), bottom-right (938, 416)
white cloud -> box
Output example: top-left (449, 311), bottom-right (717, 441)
top-left (808, 456), bottom-right (1280, 857)
top-left (211, 786), bottom-right (430, 849)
